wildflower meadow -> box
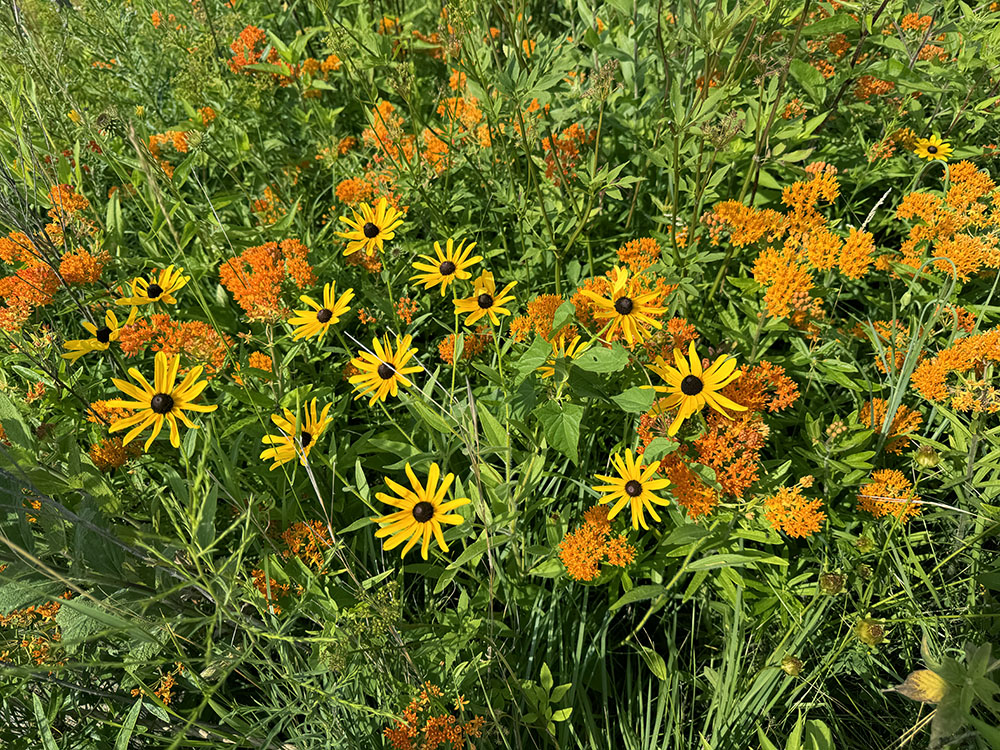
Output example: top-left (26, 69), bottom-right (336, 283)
top-left (2, 0), bottom-right (1000, 747)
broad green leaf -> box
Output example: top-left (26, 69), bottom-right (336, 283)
top-left (610, 584), bottom-right (668, 610)
top-left (115, 699), bottom-right (143, 750)
top-left (611, 387), bottom-right (656, 414)
top-left (534, 401), bottom-right (583, 463)
top-left (574, 343), bottom-right (629, 373)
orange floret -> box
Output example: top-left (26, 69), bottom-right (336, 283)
top-left (764, 483), bottom-right (826, 538)
top-left (857, 469), bottom-right (921, 522)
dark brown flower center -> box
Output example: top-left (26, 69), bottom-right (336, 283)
top-left (95, 327), bottom-right (112, 343)
top-left (150, 393), bottom-right (174, 414)
top-left (927, 145), bottom-right (938, 154)
top-left (614, 296), bottom-right (634, 315)
top-left (377, 362), bottom-right (395, 380)
top-left (439, 260), bottom-right (457, 275)
top-left (680, 374), bottom-right (703, 396)
top-left (146, 283), bottom-right (163, 299)
top-left (316, 308), bottom-right (333, 323)
top-left (412, 501), bottom-right (434, 522)
top-left (624, 479), bottom-right (643, 497)
top-left (363, 222), bottom-right (379, 238)
top-left (477, 293), bottom-right (493, 309)
top-left (300, 431), bottom-right (313, 447)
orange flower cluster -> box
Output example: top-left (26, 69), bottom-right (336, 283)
top-left (148, 131), bottom-right (189, 177)
top-left (219, 239), bottom-right (316, 321)
top-left (0, 231), bottom-right (58, 331)
top-left (48, 184), bottom-right (90, 220)
top-left (335, 177), bottom-right (374, 205)
top-left (640, 317), bottom-right (699, 362)
top-left (859, 398), bottom-right (923, 453)
top-left (895, 161), bottom-right (1000, 281)
top-left (87, 399), bottom-right (132, 427)
top-left (656, 452), bottom-right (718, 519)
top-left (509, 294), bottom-right (567, 342)
top-left (616, 237), bottom-right (662, 272)
top-left (395, 297), bottom-right (418, 324)
top-left (0, 593), bottom-right (69, 666)
top-left (59, 248), bottom-right (109, 284)
top-left (763, 478), bottom-right (826, 538)
top-left (250, 568), bottom-right (296, 614)
top-left (911, 327), bottom-right (1000, 410)
top-left (229, 25), bottom-right (267, 74)
top-left (857, 469), bottom-right (921, 522)
top-left (783, 97), bottom-right (807, 120)
top-left (363, 101), bottom-right (416, 163)
top-left (251, 186), bottom-right (284, 225)
top-left (281, 521), bottom-right (333, 571)
top-left (438, 327), bottom-right (491, 365)
top-left (198, 106), bottom-right (216, 125)
top-left (901, 13), bottom-right (933, 31)
top-left (233, 351), bottom-right (273, 385)
top-left (89, 436), bottom-right (141, 471)
top-left (542, 123), bottom-right (595, 184)
top-left (853, 76), bottom-right (894, 101)
top-left (384, 682), bottom-right (486, 750)
top-left (119, 314), bottom-right (233, 377)
top-left (558, 506), bottom-right (635, 581)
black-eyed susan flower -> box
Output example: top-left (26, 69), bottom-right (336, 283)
top-left (259, 398), bottom-right (332, 470)
top-left (287, 282), bottom-right (354, 342)
top-left (372, 462), bottom-right (470, 560)
top-left (116, 265), bottom-right (189, 306)
top-left (336, 196), bottom-right (404, 256)
top-left (453, 271), bottom-right (516, 326)
top-left (580, 266), bottom-right (666, 346)
top-left (645, 340), bottom-right (746, 436)
top-left (107, 351), bottom-right (217, 450)
top-left (410, 238), bottom-right (482, 296)
top-left (61, 308), bottom-right (136, 362)
top-left (537, 333), bottom-right (591, 378)
top-left (592, 449), bottom-right (670, 530)
top-left (348, 333), bottom-right (423, 405)
top-left (913, 135), bottom-right (952, 162)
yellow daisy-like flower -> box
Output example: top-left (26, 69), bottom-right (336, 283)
top-left (61, 308), bottom-right (137, 362)
top-left (644, 340), bottom-right (746, 436)
top-left (580, 266), bottom-right (666, 346)
top-left (259, 398), bottom-right (333, 470)
top-left (116, 265), bottom-right (190, 306)
top-left (592, 449), bottom-right (671, 530)
top-left (537, 334), bottom-right (591, 378)
top-left (348, 334), bottom-right (424, 405)
top-left (336, 196), bottom-right (405, 256)
top-left (913, 135), bottom-right (952, 162)
top-left (372, 462), bottom-right (470, 560)
top-left (106, 351), bottom-right (217, 450)
top-left (453, 271), bottom-right (516, 326)
top-left (287, 282), bottom-right (354, 342)
top-left (410, 239), bottom-right (483, 296)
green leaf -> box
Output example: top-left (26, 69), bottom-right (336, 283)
top-left (404, 397), bottom-right (453, 434)
top-left (574, 343), bottom-right (629, 374)
top-left (534, 402), bottom-right (583, 464)
top-left (514, 336), bottom-right (553, 381)
top-left (115, 699), bottom-right (143, 750)
top-left (687, 552), bottom-right (788, 571)
top-left (789, 60), bottom-right (826, 105)
top-left (611, 387), bottom-right (656, 414)
top-left (33, 693), bottom-right (58, 750)
top-left (550, 300), bottom-right (577, 336)
top-left (610, 584), bottom-right (667, 610)
top-left (551, 707), bottom-right (573, 722)
top-left (540, 662), bottom-right (553, 692)
top-left (637, 644), bottom-right (667, 680)
top-left (642, 437), bottom-right (679, 463)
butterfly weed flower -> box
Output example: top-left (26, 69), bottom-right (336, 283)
top-left (337, 196), bottom-right (404, 256)
top-left (116, 265), bottom-right (189, 306)
top-left (592, 449), bottom-right (671, 530)
top-left (580, 266), bottom-right (666, 346)
top-left (61, 308), bottom-right (136, 362)
top-left (260, 399), bottom-right (332, 470)
top-left (410, 238), bottom-right (482, 296)
top-left (913, 134), bottom-right (952, 162)
top-left (537, 333), bottom-right (591, 378)
top-left (453, 270), bottom-right (516, 326)
top-left (645, 341), bottom-right (746, 436)
top-left (348, 334), bottom-right (423, 405)
top-left (107, 351), bottom-right (217, 450)
top-left (287, 282), bottom-right (354, 342)
top-left (372, 462), bottom-right (470, 560)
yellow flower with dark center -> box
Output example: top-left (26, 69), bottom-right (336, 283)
top-left (116, 265), bottom-right (190, 306)
top-left (645, 340), bottom-right (746, 436)
top-left (372, 462), bottom-right (470, 559)
top-left (592, 449), bottom-right (671, 530)
top-left (348, 334), bottom-right (423, 405)
top-left (913, 135), bottom-right (952, 162)
top-left (288, 282), bottom-right (354, 342)
top-left (538, 334), bottom-right (591, 378)
top-left (336, 196), bottom-right (404, 256)
top-left (453, 271), bottom-right (516, 326)
top-left (62, 308), bottom-right (136, 362)
top-left (410, 239), bottom-right (483, 296)
top-left (107, 351), bottom-right (217, 450)
top-left (581, 266), bottom-right (666, 346)
top-left (259, 398), bottom-right (332, 470)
